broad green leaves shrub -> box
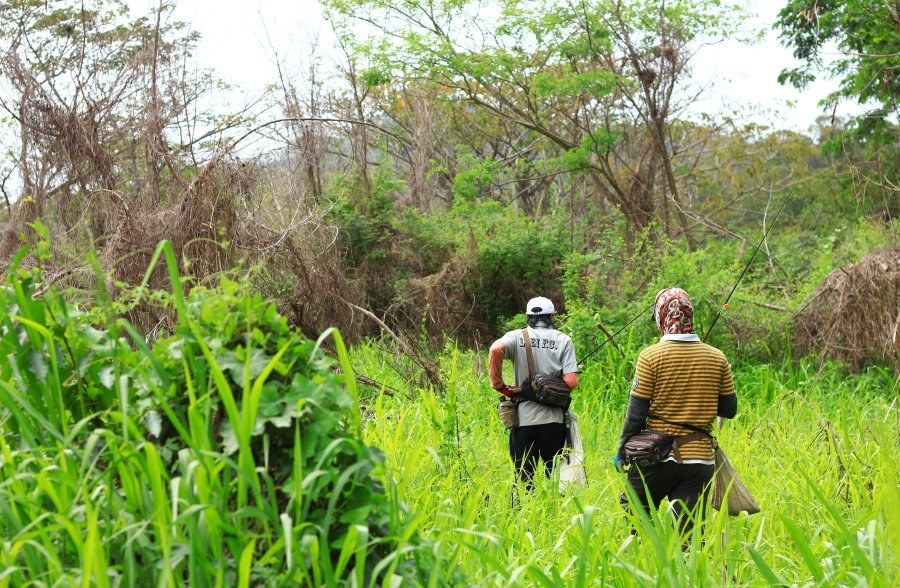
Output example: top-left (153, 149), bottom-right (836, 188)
top-left (138, 279), bottom-right (393, 526)
top-left (0, 243), bottom-right (438, 585)
top-left (0, 265), bottom-right (124, 442)
top-left (472, 214), bottom-right (570, 327)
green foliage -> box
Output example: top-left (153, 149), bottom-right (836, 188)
top-left (554, 212), bottom-right (897, 368)
top-left (392, 206), bottom-right (458, 276)
top-left (326, 168), bottom-right (408, 315)
top-left (776, 0), bottom-right (900, 142)
top-left (356, 342), bottom-right (897, 586)
top-left (531, 69), bottom-right (617, 98)
top-left (321, 0), bottom-right (747, 236)
top-left (328, 169), bottom-right (404, 268)
top-left (464, 204), bottom-right (571, 327)
top-left (0, 242), bottom-right (439, 585)
top-left (329, 177), bottom-right (575, 335)
top-left (452, 154), bottom-right (503, 203)
top-left (0, 235), bottom-right (897, 585)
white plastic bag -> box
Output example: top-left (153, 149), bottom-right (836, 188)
top-left (558, 411), bottom-right (587, 493)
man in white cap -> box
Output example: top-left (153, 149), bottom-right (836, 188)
top-left (488, 296), bottom-right (579, 485)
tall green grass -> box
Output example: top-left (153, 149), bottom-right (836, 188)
top-left (0, 241), bottom-right (895, 585)
top-left (0, 242), bottom-right (437, 585)
top-left (353, 338), bottom-right (898, 586)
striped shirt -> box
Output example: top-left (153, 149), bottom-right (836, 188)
top-left (631, 335), bottom-right (736, 461)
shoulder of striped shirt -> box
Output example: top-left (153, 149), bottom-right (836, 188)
top-left (643, 340), bottom-right (727, 357)
top-left (667, 340), bottom-right (727, 358)
top-left (642, 341), bottom-right (668, 356)
top-left (643, 342), bottom-right (728, 368)
top-left (705, 343), bottom-right (729, 363)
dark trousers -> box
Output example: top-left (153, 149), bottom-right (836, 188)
top-left (620, 462), bottom-right (714, 535)
top-left (509, 423), bottom-right (567, 485)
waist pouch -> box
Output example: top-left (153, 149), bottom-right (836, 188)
top-left (624, 430), bottom-right (710, 467)
top-left (623, 430), bottom-right (673, 468)
top-left (520, 374), bottom-right (572, 410)
top-left (497, 397), bottom-right (519, 429)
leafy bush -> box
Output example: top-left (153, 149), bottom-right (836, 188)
top-left (556, 215), bottom-right (897, 370)
top-left (0, 242), bottom-right (440, 585)
top-left (465, 204), bottom-right (571, 328)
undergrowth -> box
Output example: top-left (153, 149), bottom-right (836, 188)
top-left (0, 241), bottom-right (895, 586)
top-left (0, 242), bottom-right (439, 586)
top-left (351, 337), bottom-right (898, 586)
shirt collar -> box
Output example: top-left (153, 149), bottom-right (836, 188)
top-left (660, 333), bottom-right (701, 342)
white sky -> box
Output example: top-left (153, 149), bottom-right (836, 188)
top-left (123, 0), bottom-right (852, 133)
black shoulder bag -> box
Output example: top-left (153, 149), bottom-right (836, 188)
top-left (518, 328), bottom-right (572, 410)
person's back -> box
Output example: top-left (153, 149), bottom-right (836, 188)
top-left (632, 339), bottom-right (735, 462)
top-left (617, 287), bottom-right (737, 534)
top-left (498, 324), bottom-right (576, 427)
top-left (489, 296), bottom-right (579, 485)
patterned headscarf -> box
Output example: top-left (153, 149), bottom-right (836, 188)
top-left (653, 287), bottom-right (694, 334)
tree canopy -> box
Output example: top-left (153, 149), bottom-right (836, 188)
top-left (776, 0), bottom-right (900, 140)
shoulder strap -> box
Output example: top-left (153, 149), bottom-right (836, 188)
top-left (649, 413), bottom-right (713, 437)
top-left (521, 328), bottom-right (536, 378)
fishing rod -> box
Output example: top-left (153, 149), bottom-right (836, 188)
top-left (703, 187), bottom-right (794, 558)
top-left (579, 265), bottom-right (702, 365)
top-left (702, 185), bottom-right (797, 341)
top-left (580, 184), bottom-right (797, 364)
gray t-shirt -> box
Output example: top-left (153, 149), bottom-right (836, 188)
top-left (499, 326), bottom-right (579, 426)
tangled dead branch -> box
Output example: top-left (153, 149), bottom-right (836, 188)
top-left (0, 2), bottom-right (376, 343)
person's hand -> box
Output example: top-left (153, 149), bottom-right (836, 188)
top-left (497, 384), bottom-right (520, 398)
top-left (613, 455), bottom-right (625, 472)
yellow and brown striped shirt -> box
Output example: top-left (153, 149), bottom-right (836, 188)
top-left (631, 337), bottom-right (736, 461)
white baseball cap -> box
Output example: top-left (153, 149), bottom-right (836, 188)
top-left (526, 296), bottom-right (555, 315)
